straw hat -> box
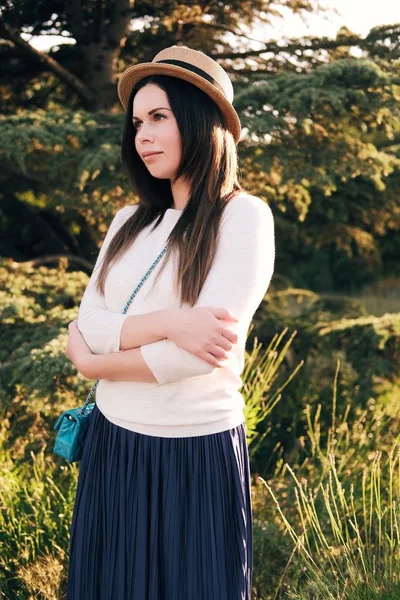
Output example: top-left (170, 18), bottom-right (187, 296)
top-left (117, 45), bottom-right (241, 144)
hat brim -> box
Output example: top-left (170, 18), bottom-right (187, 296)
top-left (117, 63), bottom-right (241, 144)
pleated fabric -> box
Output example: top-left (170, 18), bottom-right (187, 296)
top-left (66, 404), bottom-right (253, 600)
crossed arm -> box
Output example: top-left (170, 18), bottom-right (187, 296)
top-left (68, 309), bottom-right (177, 383)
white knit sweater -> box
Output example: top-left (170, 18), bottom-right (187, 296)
top-left (77, 194), bottom-right (275, 437)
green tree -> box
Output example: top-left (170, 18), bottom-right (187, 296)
top-left (1, 2), bottom-right (399, 290)
top-left (0, 0), bottom-right (327, 112)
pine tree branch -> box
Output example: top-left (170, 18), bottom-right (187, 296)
top-left (211, 33), bottom-right (367, 60)
top-left (183, 20), bottom-right (269, 46)
top-left (0, 19), bottom-right (95, 106)
top-left (0, 163), bottom-right (48, 185)
top-left (10, 254), bottom-right (93, 270)
top-left (375, 134), bottom-right (400, 149)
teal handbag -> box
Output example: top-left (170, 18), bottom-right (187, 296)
top-left (53, 244), bottom-right (168, 463)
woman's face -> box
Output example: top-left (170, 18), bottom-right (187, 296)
top-left (133, 83), bottom-right (182, 180)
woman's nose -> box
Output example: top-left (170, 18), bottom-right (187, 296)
top-left (136, 122), bottom-right (155, 144)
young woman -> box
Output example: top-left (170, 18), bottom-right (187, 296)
top-left (65, 45), bottom-right (275, 600)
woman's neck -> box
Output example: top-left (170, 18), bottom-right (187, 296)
top-left (170, 177), bottom-right (190, 211)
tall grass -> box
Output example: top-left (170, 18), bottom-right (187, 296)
top-left (0, 412), bottom-right (78, 599)
top-left (261, 360), bottom-right (400, 600)
top-left (242, 326), bottom-right (303, 459)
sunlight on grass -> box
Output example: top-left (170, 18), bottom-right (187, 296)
top-left (261, 360), bottom-right (400, 600)
top-left (0, 411), bottom-right (78, 599)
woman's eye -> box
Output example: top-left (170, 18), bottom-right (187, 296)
top-left (133, 113), bottom-right (166, 128)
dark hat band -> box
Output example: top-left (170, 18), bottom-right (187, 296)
top-left (155, 59), bottom-right (226, 97)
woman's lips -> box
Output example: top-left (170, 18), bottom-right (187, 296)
top-left (143, 152), bottom-right (163, 161)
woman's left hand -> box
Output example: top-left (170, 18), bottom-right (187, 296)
top-left (65, 320), bottom-right (94, 377)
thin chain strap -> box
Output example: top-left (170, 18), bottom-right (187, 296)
top-left (78, 243), bottom-right (169, 415)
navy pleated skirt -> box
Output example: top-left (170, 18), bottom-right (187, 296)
top-left (66, 403), bottom-right (253, 600)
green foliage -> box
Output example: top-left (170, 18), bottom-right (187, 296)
top-left (237, 57), bottom-right (400, 221)
top-left (2, 53), bottom-right (400, 291)
top-left (262, 369), bottom-right (400, 600)
top-left (0, 109), bottom-right (133, 219)
top-left (0, 417), bottom-right (78, 599)
top-left (251, 358), bottom-right (400, 599)
top-left (234, 57), bottom-right (400, 291)
top-left (0, 258), bottom-right (91, 460)
top-left (0, 0), bottom-right (326, 112)
top-left (242, 327), bottom-right (304, 460)
top-left (1, 3), bottom-right (400, 295)
top-left (0, 258), bottom-right (90, 596)
top-left (249, 287), bottom-right (400, 478)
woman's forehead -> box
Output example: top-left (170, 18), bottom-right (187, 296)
top-left (133, 84), bottom-right (169, 110)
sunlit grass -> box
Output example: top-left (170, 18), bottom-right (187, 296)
top-left (260, 360), bottom-right (400, 600)
top-left (0, 412), bottom-right (78, 599)
top-left (242, 326), bottom-right (304, 458)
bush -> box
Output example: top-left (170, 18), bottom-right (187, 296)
top-left (250, 288), bottom-right (400, 478)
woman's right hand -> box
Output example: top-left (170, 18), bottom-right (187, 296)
top-left (167, 307), bottom-right (240, 367)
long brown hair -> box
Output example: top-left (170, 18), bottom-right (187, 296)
top-left (96, 74), bottom-right (245, 306)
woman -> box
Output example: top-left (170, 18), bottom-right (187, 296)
top-left (65, 45), bottom-right (275, 599)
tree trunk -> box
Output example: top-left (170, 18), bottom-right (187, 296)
top-left (82, 40), bottom-right (125, 111)
top-left (0, 0), bottom-right (134, 111)
top-left (80, 0), bottom-right (134, 110)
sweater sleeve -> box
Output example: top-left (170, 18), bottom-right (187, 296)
top-left (140, 195), bottom-right (275, 384)
top-left (77, 206), bottom-right (135, 354)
